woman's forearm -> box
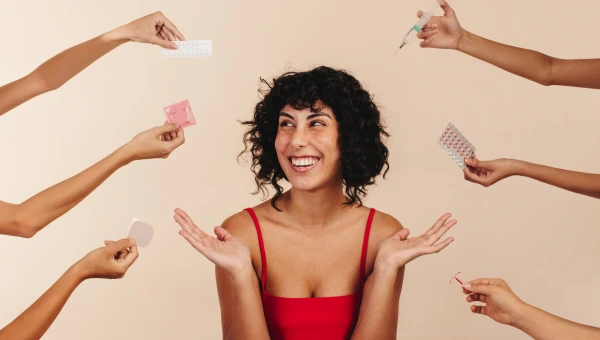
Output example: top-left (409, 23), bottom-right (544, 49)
top-left (0, 30), bottom-right (127, 117)
top-left (351, 265), bottom-right (404, 340)
top-left (457, 30), bottom-right (600, 89)
top-left (3, 145), bottom-right (134, 238)
top-left (457, 30), bottom-right (554, 86)
top-left (512, 160), bottom-right (600, 199)
top-left (0, 265), bottom-right (85, 340)
top-left (514, 303), bottom-right (600, 340)
top-left (227, 271), bottom-right (270, 340)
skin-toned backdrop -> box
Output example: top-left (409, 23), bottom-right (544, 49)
top-left (1, 0), bottom-right (599, 339)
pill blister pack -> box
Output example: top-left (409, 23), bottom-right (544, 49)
top-left (437, 122), bottom-right (476, 169)
top-left (162, 40), bottom-right (212, 58)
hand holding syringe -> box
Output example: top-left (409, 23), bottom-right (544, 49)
top-left (395, 0), bottom-right (444, 54)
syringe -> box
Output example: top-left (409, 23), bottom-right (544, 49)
top-left (394, 0), bottom-right (443, 54)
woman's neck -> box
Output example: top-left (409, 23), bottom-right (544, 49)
top-left (278, 184), bottom-right (350, 231)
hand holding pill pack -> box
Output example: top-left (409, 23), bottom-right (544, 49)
top-left (162, 40), bottom-right (212, 58)
top-left (163, 99), bottom-right (196, 129)
top-left (437, 122), bottom-right (476, 169)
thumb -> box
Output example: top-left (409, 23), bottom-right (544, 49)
top-left (463, 282), bottom-right (495, 296)
top-left (155, 122), bottom-right (180, 135)
top-left (396, 228), bottom-right (410, 240)
top-left (149, 35), bottom-right (178, 49)
top-left (440, 0), bottom-right (455, 15)
top-left (106, 238), bottom-right (136, 253)
top-left (464, 158), bottom-right (492, 170)
top-left (214, 226), bottom-right (233, 241)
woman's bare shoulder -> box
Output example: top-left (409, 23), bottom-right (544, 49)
top-left (369, 208), bottom-right (404, 241)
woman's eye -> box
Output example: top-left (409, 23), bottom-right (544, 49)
top-left (280, 121), bottom-right (293, 127)
top-left (310, 121), bottom-right (325, 127)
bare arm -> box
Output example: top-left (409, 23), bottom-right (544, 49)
top-left (417, 0), bottom-right (600, 89)
top-left (516, 304), bottom-right (600, 340)
top-left (0, 123), bottom-right (185, 238)
top-left (351, 216), bottom-right (405, 340)
top-left (463, 158), bottom-right (600, 199)
top-left (515, 160), bottom-right (600, 199)
top-left (216, 267), bottom-right (270, 340)
top-left (0, 11), bottom-right (184, 117)
top-left (173, 210), bottom-right (270, 340)
top-left (0, 267), bottom-right (83, 340)
top-left (463, 278), bottom-right (600, 340)
top-left (352, 213), bottom-right (456, 339)
top-left (351, 266), bottom-right (405, 339)
top-left (0, 239), bottom-right (139, 340)
top-left (458, 31), bottom-right (600, 88)
top-left (0, 34), bottom-right (124, 116)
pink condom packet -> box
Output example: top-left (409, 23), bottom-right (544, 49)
top-left (163, 99), bottom-right (196, 129)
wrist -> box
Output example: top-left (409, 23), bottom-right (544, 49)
top-left (116, 143), bottom-right (137, 165)
top-left (230, 264), bottom-right (257, 287)
top-left (456, 29), bottom-right (472, 52)
top-left (508, 159), bottom-right (527, 177)
top-left (373, 255), bottom-right (402, 277)
top-left (102, 26), bottom-right (131, 45)
top-left (510, 301), bottom-right (534, 330)
top-left (69, 261), bottom-right (90, 283)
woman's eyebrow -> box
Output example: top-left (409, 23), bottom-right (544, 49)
top-left (279, 112), bottom-right (294, 119)
top-left (307, 112), bottom-right (332, 119)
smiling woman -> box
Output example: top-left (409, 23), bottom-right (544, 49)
top-left (173, 66), bottom-right (457, 340)
top-left (243, 66), bottom-right (390, 210)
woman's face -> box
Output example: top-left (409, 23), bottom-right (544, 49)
top-left (275, 103), bottom-right (342, 192)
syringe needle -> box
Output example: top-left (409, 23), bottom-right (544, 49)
top-left (393, 42), bottom-right (406, 56)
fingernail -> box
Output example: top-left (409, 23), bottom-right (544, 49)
top-left (129, 238), bottom-right (136, 244)
top-left (174, 122), bottom-right (180, 127)
top-left (171, 44), bottom-right (178, 49)
top-left (462, 283), bottom-right (471, 288)
top-left (464, 158), bottom-right (471, 164)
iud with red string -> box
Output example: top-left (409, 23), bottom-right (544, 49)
top-left (450, 272), bottom-right (463, 285)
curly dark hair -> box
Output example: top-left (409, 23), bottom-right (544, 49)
top-left (240, 66), bottom-right (390, 210)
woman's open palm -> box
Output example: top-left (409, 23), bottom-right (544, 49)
top-left (376, 213), bottom-right (457, 269)
top-left (174, 208), bottom-right (251, 276)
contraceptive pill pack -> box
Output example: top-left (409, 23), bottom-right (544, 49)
top-left (162, 40), bottom-right (212, 58)
top-left (437, 122), bottom-right (476, 170)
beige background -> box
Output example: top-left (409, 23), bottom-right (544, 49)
top-left (1, 0), bottom-right (599, 339)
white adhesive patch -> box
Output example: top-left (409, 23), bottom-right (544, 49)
top-left (127, 218), bottom-right (154, 247)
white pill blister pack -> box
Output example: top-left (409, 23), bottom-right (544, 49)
top-left (163, 40), bottom-right (212, 58)
top-left (437, 122), bottom-right (476, 169)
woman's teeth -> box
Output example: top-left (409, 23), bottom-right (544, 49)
top-left (291, 157), bottom-right (319, 167)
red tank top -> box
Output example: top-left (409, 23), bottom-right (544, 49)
top-left (245, 208), bottom-right (375, 340)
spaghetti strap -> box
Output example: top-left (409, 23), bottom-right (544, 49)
top-left (359, 208), bottom-right (375, 291)
top-left (244, 208), bottom-right (268, 292)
